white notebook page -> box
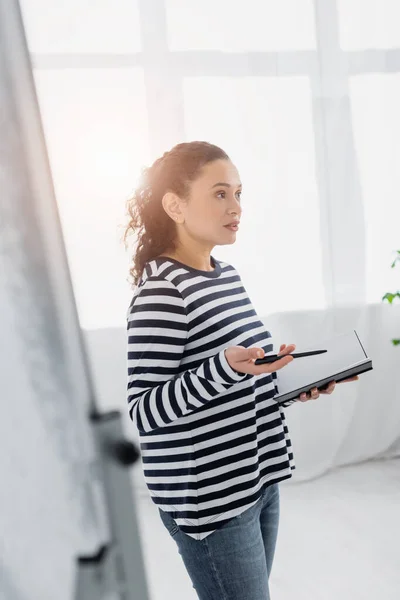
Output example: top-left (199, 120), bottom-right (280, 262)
top-left (276, 330), bottom-right (369, 395)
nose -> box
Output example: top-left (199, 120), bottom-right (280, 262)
top-left (229, 204), bottom-right (241, 217)
top-left (229, 199), bottom-right (241, 215)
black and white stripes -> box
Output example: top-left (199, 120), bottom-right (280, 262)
top-left (126, 256), bottom-right (295, 540)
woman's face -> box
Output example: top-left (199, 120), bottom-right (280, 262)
top-left (173, 159), bottom-right (243, 249)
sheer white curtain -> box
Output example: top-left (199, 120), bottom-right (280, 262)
top-left (21, 0), bottom-right (400, 484)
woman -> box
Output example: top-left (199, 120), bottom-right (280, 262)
top-left (124, 141), bottom-right (357, 599)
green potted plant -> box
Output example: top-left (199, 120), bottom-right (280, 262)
top-left (382, 250), bottom-right (400, 346)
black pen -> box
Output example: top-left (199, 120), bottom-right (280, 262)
top-left (254, 350), bottom-right (327, 364)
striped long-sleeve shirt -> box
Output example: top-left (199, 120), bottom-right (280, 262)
top-left (126, 255), bottom-right (295, 541)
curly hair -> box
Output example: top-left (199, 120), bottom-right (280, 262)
top-left (123, 141), bottom-right (230, 287)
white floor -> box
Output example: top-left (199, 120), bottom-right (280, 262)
top-left (134, 457), bottom-right (400, 600)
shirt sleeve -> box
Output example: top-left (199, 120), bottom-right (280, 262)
top-left (127, 277), bottom-right (249, 433)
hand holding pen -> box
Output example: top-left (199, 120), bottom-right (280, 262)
top-left (224, 343), bottom-right (359, 398)
top-left (224, 343), bottom-right (297, 376)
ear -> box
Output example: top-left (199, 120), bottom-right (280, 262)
top-left (161, 191), bottom-right (185, 224)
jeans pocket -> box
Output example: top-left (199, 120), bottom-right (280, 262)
top-left (158, 508), bottom-right (180, 537)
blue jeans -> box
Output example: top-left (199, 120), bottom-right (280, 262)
top-left (158, 482), bottom-right (280, 600)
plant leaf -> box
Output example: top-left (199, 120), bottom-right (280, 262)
top-left (382, 292), bottom-right (400, 303)
top-left (390, 252), bottom-right (400, 268)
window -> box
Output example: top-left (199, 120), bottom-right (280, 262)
top-left (166, 0), bottom-right (316, 51)
top-left (184, 75), bottom-right (325, 315)
top-left (337, 0), bottom-right (400, 50)
top-left (21, 0), bottom-right (142, 53)
top-left (349, 73), bottom-right (400, 302)
top-left (33, 68), bottom-right (149, 328)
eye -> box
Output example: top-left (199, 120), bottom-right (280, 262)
top-left (215, 189), bottom-right (242, 201)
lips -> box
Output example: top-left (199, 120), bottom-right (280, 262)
top-left (224, 223), bottom-right (239, 231)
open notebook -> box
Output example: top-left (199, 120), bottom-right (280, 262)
top-left (274, 330), bottom-right (373, 407)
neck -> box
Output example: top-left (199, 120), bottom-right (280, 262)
top-left (162, 245), bottom-right (215, 272)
